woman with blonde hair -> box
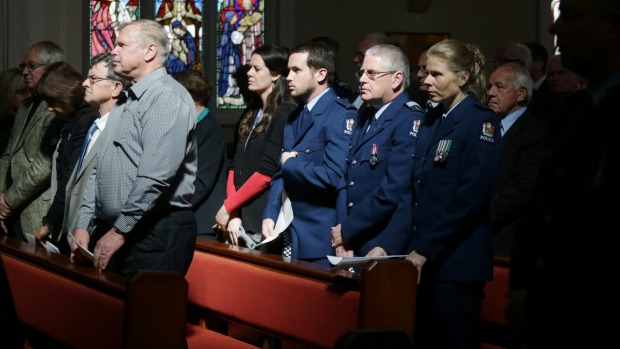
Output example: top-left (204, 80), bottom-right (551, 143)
top-left (405, 39), bottom-right (502, 349)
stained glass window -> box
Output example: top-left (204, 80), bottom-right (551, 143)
top-left (155, 0), bottom-right (204, 75)
top-left (216, 0), bottom-right (264, 109)
top-left (551, 0), bottom-right (561, 54)
top-left (90, 0), bottom-right (140, 57)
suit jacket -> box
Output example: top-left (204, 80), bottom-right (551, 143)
top-left (46, 106), bottom-right (98, 235)
top-left (490, 108), bottom-right (546, 257)
top-left (337, 92), bottom-right (424, 255)
top-left (230, 102), bottom-right (296, 235)
top-left (408, 96), bottom-right (502, 282)
top-left (0, 98), bottom-right (61, 237)
top-left (264, 89), bottom-right (358, 259)
top-left (192, 110), bottom-right (227, 236)
top-left (61, 134), bottom-right (102, 244)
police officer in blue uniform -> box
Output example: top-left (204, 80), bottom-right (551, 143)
top-left (331, 44), bottom-right (424, 257)
top-left (405, 40), bottom-right (502, 349)
top-left (262, 42), bottom-right (357, 264)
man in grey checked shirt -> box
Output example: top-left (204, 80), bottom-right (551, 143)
top-left (71, 19), bottom-right (198, 276)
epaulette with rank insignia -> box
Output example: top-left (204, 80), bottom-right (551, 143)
top-left (336, 97), bottom-right (356, 110)
top-left (406, 100), bottom-right (424, 112)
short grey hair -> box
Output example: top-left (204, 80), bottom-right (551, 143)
top-left (119, 19), bottom-right (169, 65)
top-left (29, 41), bottom-right (65, 65)
top-left (496, 63), bottom-right (534, 105)
top-left (365, 44), bottom-right (411, 89)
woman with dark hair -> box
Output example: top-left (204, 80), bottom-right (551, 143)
top-left (215, 44), bottom-right (296, 252)
top-left (175, 70), bottom-right (227, 238)
top-left (34, 62), bottom-right (98, 252)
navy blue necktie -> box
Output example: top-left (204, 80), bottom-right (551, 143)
top-left (365, 107), bottom-right (377, 134)
top-left (297, 106), bottom-right (310, 134)
top-left (75, 122), bottom-right (98, 177)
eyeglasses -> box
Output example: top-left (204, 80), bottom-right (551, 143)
top-left (87, 75), bottom-right (111, 84)
top-left (19, 62), bottom-right (45, 72)
top-left (356, 69), bottom-right (398, 80)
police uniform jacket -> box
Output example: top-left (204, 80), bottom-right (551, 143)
top-left (264, 88), bottom-right (357, 259)
top-left (408, 95), bottom-right (502, 282)
top-left (337, 92), bottom-right (424, 255)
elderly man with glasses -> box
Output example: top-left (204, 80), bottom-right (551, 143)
top-left (0, 41), bottom-right (65, 240)
top-left (331, 44), bottom-right (424, 259)
top-left (58, 53), bottom-right (129, 253)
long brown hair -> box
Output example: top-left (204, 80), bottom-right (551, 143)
top-left (238, 45), bottom-right (296, 140)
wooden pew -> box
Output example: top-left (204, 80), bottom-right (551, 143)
top-left (185, 238), bottom-right (418, 349)
top-left (0, 235), bottom-right (252, 349)
top-left (480, 256), bottom-right (517, 349)
top-left (1, 234), bottom-right (417, 349)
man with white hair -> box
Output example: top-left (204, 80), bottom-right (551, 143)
top-left (486, 63), bottom-right (546, 257)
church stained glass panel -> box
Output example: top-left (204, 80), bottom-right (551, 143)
top-left (551, 0), bottom-right (561, 54)
top-left (216, 0), bottom-right (264, 109)
top-left (90, 0), bottom-right (140, 57)
top-left (155, 0), bottom-right (204, 75)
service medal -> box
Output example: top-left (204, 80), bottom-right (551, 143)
top-left (370, 144), bottom-right (378, 166)
top-left (434, 139), bottom-right (452, 163)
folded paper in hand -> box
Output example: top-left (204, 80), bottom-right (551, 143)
top-left (327, 255), bottom-right (408, 266)
top-left (257, 191), bottom-right (293, 246)
top-left (25, 234), bottom-right (61, 254)
top-left (69, 232), bottom-right (95, 262)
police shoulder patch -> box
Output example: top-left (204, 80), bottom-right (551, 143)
top-left (479, 121), bottom-right (496, 143)
top-left (409, 119), bottom-right (421, 138)
top-left (343, 118), bottom-right (355, 135)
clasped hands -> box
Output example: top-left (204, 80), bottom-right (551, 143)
top-left (215, 205), bottom-right (243, 245)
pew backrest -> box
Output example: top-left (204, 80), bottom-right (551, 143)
top-left (186, 239), bottom-right (418, 348)
top-left (0, 236), bottom-right (187, 349)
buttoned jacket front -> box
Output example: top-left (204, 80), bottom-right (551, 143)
top-left (337, 92), bottom-right (424, 255)
top-left (408, 96), bottom-right (502, 282)
top-left (265, 89), bottom-right (357, 259)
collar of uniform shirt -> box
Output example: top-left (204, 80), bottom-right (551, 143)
top-left (442, 94), bottom-right (469, 120)
top-left (305, 87), bottom-right (332, 112)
